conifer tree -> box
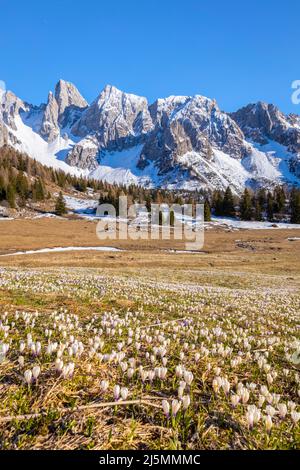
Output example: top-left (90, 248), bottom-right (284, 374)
top-left (16, 171), bottom-right (29, 199)
top-left (7, 184), bottom-right (16, 208)
top-left (267, 192), bottom-right (274, 221)
top-left (274, 186), bottom-right (285, 214)
top-left (212, 190), bottom-right (224, 216)
top-left (204, 199), bottom-right (211, 222)
top-left (253, 199), bottom-right (262, 221)
top-left (222, 186), bottom-right (235, 216)
top-left (290, 188), bottom-right (300, 224)
top-left (170, 210), bottom-right (175, 227)
top-left (55, 192), bottom-right (67, 216)
top-left (257, 188), bottom-right (267, 210)
top-left (240, 188), bottom-right (252, 220)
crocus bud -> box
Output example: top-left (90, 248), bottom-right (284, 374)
top-left (24, 369), bottom-right (32, 384)
top-left (195, 353), bottom-right (200, 363)
top-left (113, 384), bottom-right (120, 401)
top-left (291, 411), bottom-right (300, 424)
top-left (182, 395), bottom-right (191, 410)
top-left (100, 380), bottom-right (109, 392)
top-left (171, 399), bottom-right (181, 417)
top-left (127, 368), bottom-right (135, 379)
top-left (32, 365), bottom-right (41, 380)
top-left (231, 394), bottom-right (240, 407)
top-left (148, 370), bottom-right (155, 382)
top-left (184, 371), bottom-right (193, 385)
top-left (278, 404), bottom-right (287, 419)
top-left (264, 415), bottom-right (273, 433)
top-left (162, 400), bottom-right (170, 417)
top-left (120, 387), bottom-right (129, 400)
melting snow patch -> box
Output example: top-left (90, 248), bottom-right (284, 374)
top-left (167, 249), bottom-right (204, 254)
top-left (212, 217), bottom-right (300, 230)
top-left (0, 246), bottom-right (123, 257)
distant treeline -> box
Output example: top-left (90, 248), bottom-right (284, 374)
top-left (209, 186), bottom-right (300, 224)
top-left (98, 184), bottom-right (300, 224)
top-left (0, 145), bottom-right (299, 223)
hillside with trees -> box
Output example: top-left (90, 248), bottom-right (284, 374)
top-left (0, 145), bottom-right (299, 224)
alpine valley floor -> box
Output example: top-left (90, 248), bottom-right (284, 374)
top-left (0, 219), bottom-right (299, 449)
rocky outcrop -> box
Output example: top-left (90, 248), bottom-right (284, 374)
top-left (140, 95), bottom-right (247, 174)
top-left (39, 91), bottom-right (60, 142)
top-left (0, 91), bottom-right (28, 129)
top-left (71, 85), bottom-right (153, 149)
top-left (55, 79), bottom-right (88, 117)
top-left (38, 81), bottom-right (88, 142)
top-left (231, 102), bottom-right (300, 154)
top-left (66, 136), bottom-right (100, 170)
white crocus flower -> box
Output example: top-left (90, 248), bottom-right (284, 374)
top-left (231, 394), bottom-right (240, 407)
top-left (278, 403), bottom-right (287, 419)
top-left (100, 380), bottom-right (109, 392)
top-left (182, 395), bottom-right (191, 410)
top-left (264, 415), bottom-right (273, 433)
top-left (120, 387), bottom-right (129, 400)
top-left (171, 399), bottom-right (181, 417)
top-left (291, 411), bottom-right (300, 424)
top-left (162, 400), bottom-right (170, 417)
top-left (32, 365), bottom-right (41, 380)
top-left (24, 369), bottom-right (32, 384)
top-left (113, 385), bottom-right (120, 401)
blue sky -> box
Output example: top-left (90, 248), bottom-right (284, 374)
top-left (0, 0), bottom-right (299, 113)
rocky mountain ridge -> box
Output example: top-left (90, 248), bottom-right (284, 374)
top-left (0, 80), bottom-right (299, 192)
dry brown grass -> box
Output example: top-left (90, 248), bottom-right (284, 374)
top-left (0, 218), bottom-right (299, 290)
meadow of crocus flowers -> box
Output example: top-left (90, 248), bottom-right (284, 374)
top-left (0, 266), bottom-right (299, 450)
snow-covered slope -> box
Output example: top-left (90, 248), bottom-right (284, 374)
top-left (0, 80), bottom-right (299, 192)
top-left (10, 116), bottom-right (85, 176)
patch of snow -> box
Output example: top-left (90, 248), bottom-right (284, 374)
top-left (167, 249), bottom-right (204, 254)
top-left (31, 213), bottom-right (62, 219)
top-left (211, 216), bottom-right (300, 230)
top-left (64, 195), bottom-right (98, 214)
top-left (0, 246), bottom-right (122, 257)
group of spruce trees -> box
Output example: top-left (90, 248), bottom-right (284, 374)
top-left (210, 186), bottom-right (300, 224)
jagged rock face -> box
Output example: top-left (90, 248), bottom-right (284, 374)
top-left (39, 92), bottom-right (60, 142)
top-left (72, 85), bottom-right (153, 149)
top-left (38, 81), bottom-right (88, 142)
top-left (66, 136), bottom-right (100, 170)
top-left (0, 91), bottom-right (28, 130)
top-left (141, 95), bottom-right (247, 174)
top-left (55, 79), bottom-right (88, 117)
top-left (231, 102), bottom-right (300, 153)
